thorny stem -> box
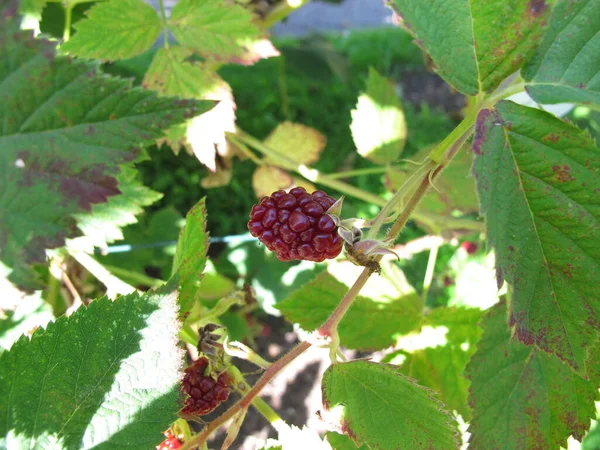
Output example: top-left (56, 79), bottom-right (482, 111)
top-left (62, 5), bottom-right (72, 41)
top-left (182, 87), bottom-right (516, 447)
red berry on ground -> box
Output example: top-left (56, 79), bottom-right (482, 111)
top-left (181, 357), bottom-right (230, 416)
top-left (247, 187), bottom-right (343, 262)
top-left (157, 430), bottom-right (182, 450)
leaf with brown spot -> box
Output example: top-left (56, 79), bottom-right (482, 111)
top-left (0, 8), bottom-right (206, 290)
top-left (388, 0), bottom-right (555, 95)
top-left (466, 301), bottom-right (600, 449)
top-left (472, 100), bottom-right (600, 376)
top-left (523, 0), bottom-right (600, 105)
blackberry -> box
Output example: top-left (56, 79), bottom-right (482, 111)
top-left (181, 357), bottom-right (230, 416)
top-left (247, 187), bottom-right (343, 262)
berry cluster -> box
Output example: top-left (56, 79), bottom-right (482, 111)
top-left (247, 187), bottom-right (343, 262)
top-left (181, 357), bottom-right (230, 416)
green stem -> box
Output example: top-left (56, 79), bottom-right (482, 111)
top-left (158, 0), bottom-right (169, 48)
top-left (327, 166), bottom-right (390, 179)
top-left (62, 5), bottom-right (72, 42)
top-left (259, 0), bottom-right (311, 29)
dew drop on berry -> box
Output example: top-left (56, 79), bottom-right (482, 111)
top-left (289, 211), bottom-right (310, 232)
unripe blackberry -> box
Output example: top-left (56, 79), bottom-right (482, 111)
top-left (247, 187), bottom-right (343, 262)
top-left (157, 430), bottom-right (181, 450)
top-left (181, 357), bottom-right (230, 416)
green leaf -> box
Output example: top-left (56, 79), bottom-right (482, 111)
top-left (523, 0), bottom-right (600, 105)
top-left (277, 271), bottom-right (421, 350)
top-left (0, 11), bottom-right (203, 290)
top-left (399, 307), bottom-right (483, 420)
top-left (19, 0), bottom-right (46, 19)
top-left (326, 432), bottom-right (369, 449)
top-left (472, 100), bottom-right (600, 375)
top-left (322, 360), bottom-right (458, 450)
top-left (350, 67), bottom-right (406, 164)
top-left (172, 198), bottom-right (209, 316)
top-left (70, 166), bottom-right (163, 252)
top-left (61, 0), bottom-right (162, 61)
top-left (143, 47), bottom-right (222, 99)
top-left (388, 0), bottom-right (554, 94)
top-left (0, 291), bottom-right (53, 352)
top-left (466, 301), bottom-right (600, 449)
top-left (0, 282), bottom-right (183, 449)
top-left (168, 0), bottom-right (266, 64)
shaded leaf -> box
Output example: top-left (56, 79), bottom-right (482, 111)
top-left (61, 0), bottom-right (162, 61)
top-left (472, 101), bottom-right (600, 375)
top-left (168, 0), bottom-right (267, 64)
top-left (523, 0), bottom-right (600, 105)
top-left (251, 166), bottom-right (319, 199)
top-left (0, 11), bottom-right (204, 290)
top-left (277, 271), bottom-right (421, 350)
top-left (388, 0), bottom-right (554, 94)
top-left (350, 67), bottom-right (406, 164)
top-left (466, 301), bottom-right (600, 449)
top-left (264, 122), bottom-right (326, 166)
top-left (322, 360), bottom-right (458, 450)
top-left (172, 198), bottom-right (209, 316)
top-left (0, 282), bottom-right (182, 449)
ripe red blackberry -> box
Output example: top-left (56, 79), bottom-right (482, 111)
top-left (247, 187), bottom-right (343, 262)
top-left (157, 430), bottom-right (181, 450)
top-left (181, 357), bottom-right (230, 416)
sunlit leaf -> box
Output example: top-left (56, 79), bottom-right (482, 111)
top-left (0, 282), bottom-right (182, 449)
top-left (388, 0), bottom-right (554, 94)
top-left (168, 0), bottom-right (269, 64)
top-left (264, 122), bottom-right (326, 166)
top-left (350, 67), bottom-right (406, 164)
top-left (0, 9), bottom-right (204, 290)
top-left (61, 0), bottom-right (162, 61)
top-left (0, 290), bottom-right (53, 352)
top-left (322, 361), bottom-right (458, 450)
top-left (472, 100), bottom-right (600, 375)
top-left (523, 0), bottom-right (600, 105)
top-left (466, 301), bottom-right (600, 449)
